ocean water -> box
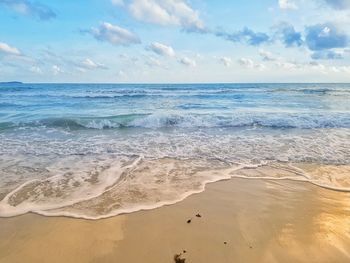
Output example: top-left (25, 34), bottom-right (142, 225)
top-left (0, 83), bottom-right (349, 219)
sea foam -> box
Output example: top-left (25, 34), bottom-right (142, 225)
top-left (1, 83), bottom-right (350, 219)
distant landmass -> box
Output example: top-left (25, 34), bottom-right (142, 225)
top-left (0, 81), bottom-right (23, 85)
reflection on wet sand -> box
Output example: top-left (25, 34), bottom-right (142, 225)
top-left (1, 174), bottom-right (350, 263)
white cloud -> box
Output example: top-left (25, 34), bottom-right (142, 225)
top-left (275, 61), bottom-right (300, 70)
top-left (0, 42), bottom-right (21, 55)
top-left (274, 60), bottom-right (350, 74)
top-left (238, 58), bottom-right (266, 70)
top-left (318, 26), bottom-right (331, 37)
top-left (90, 22), bottom-right (141, 46)
top-left (179, 56), bottom-right (196, 67)
top-left (80, 58), bottom-right (108, 70)
top-left (52, 65), bottom-right (63, 75)
top-left (145, 56), bottom-right (163, 67)
top-left (218, 57), bottom-right (232, 67)
top-left (238, 58), bottom-right (254, 68)
top-left (30, 66), bottom-right (42, 74)
top-left (123, 0), bottom-right (205, 32)
top-left (259, 49), bottom-right (278, 61)
top-left (278, 0), bottom-right (298, 10)
top-left (147, 42), bottom-right (175, 57)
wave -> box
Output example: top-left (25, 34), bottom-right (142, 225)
top-left (39, 114), bottom-right (150, 130)
top-left (1, 158), bottom-right (349, 220)
top-left (0, 102), bottom-right (24, 108)
top-left (177, 104), bottom-right (229, 110)
top-left (1, 112), bottom-right (350, 131)
top-left (0, 94), bottom-right (152, 100)
top-left (69, 94), bottom-right (150, 99)
top-left (0, 86), bottom-right (34, 92)
top-left (271, 87), bottom-right (350, 95)
top-left (2, 86), bottom-right (349, 102)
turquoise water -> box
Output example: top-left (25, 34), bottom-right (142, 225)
top-left (0, 83), bottom-right (349, 219)
top-left (1, 83), bottom-right (350, 130)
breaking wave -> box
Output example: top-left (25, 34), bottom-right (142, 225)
top-left (1, 112), bottom-right (350, 131)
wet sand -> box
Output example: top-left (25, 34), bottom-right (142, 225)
top-left (1, 176), bottom-right (350, 263)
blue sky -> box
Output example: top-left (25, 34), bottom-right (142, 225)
top-left (0, 0), bottom-right (350, 83)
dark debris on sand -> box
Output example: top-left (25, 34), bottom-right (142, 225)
top-left (174, 253), bottom-right (186, 263)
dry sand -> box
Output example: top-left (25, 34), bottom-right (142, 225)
top-left (1, 175), bottom-right (350, 262)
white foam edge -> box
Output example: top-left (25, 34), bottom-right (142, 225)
top-left (28, 174), bottom-right (350, 220)
top-left (0, 155), bottom-right (143, 218)
top-left (1, 161), bottom-right (350, 220)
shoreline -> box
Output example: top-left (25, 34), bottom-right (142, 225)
top-left (1, 162), bottom-right (350, 220)
top-left (1, 176), bottom-right (348, 222)
top-left (1, 174), bottom-right (350, 263)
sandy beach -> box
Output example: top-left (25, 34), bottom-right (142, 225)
top-left (1, 167), bottom-right (350, 263)
top-left (1, 0), bottom-right (350, 260)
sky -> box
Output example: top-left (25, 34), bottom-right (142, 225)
top-left (0, 0), bottom-right (350, 83)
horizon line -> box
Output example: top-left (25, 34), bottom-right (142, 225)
top-left (1, 81), bottom-right (350, 85)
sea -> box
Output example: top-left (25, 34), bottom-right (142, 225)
top-left (0, 83), bottom-right (349, 219)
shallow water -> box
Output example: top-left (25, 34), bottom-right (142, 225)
top-left (0, 83), bottom-right (349, 219)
